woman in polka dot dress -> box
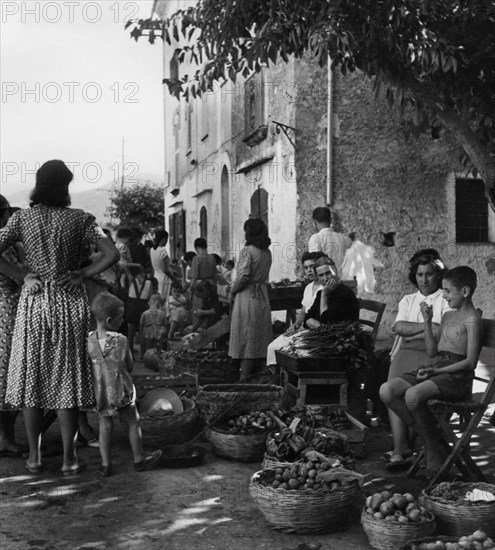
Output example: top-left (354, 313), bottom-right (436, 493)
top-left (0, 195), bottom-right (29, 457)
top-left (0, 160), bottom-right (120, 476)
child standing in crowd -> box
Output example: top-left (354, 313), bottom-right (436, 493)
top-left (89, 292), bottom-right (162, 477)
top-left (140, 294), bottom-right (168, 357)
top-left (168, 282), bottom-right (190, 340)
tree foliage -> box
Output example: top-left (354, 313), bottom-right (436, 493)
top-left (107, 184), bottom-right (164, 231)
top-left (130, 0), bottom-right (495, 210)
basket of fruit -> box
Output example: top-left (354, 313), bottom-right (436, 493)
top-left (249, 459), bottom-right (362, 534)
top-left (196, 384), bottom-right (284, 425)
top-left (399, 530), bottom-right (494, 550)
top-left (361, 491), bottom-right (437, 550)
top-left (207, 411), bottom-right (273, 462)
top-left (139, 396), bottom-right (200, 448)
top-left (420, 482), bottom-right (495, 538)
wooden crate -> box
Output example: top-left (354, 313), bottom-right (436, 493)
top-left (282, 370), bottom-right (348, 409)
top-left (132, 373), bottom-right (198, 400)
top-left (340, 411), bottom-right (368, 443)
top-left (275, 350), bottom-right (347, 373)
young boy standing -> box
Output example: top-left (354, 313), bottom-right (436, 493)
top-left (380, 266), bottom-right (482, 478)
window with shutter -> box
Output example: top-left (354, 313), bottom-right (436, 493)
top-left (455, 178), bottom-right (491, 243)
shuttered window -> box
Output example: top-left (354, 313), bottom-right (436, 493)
top-left (455, 178), bottom-right (488, 243)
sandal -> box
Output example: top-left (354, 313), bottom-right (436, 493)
top-left (380, 451), bottom-right (394, 463)
top-left (386, 454), bottom-right (412, 472)
top-left (134, 450), bottom-right (162, 471)
top-left (61, 461), bottom-right (87, 477)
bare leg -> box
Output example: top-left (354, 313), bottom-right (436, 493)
top-left (99, 415), bottom-right (113, 467)
top-left (388, 410), bottom-right (414, 457)
top-left (128, 324), bottom-right (137, 355)
top-left (120, 404), bottom-right (145, 462)
top-left (240, 359), bottom-right (255, 382)
top-left (0, 411), bottom-right (22, 453)
top-left (77, 410), bottom-right (96, 441)
top-left (404, 382), bottom-right (445, 477)
top-left (57, 408), bottom-right (79, 470)
top-left (23, 407), bottom-right (43, 468)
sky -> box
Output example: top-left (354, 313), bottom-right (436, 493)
top-left (0, 0), bottom-right (165, 196)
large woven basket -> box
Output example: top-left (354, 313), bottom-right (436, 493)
top-left (361, 509), bottom-right (436, 550)
top-left (160, 350), bottom-right (239, 384)
top-left (420, 482), bottom-right (495, 538)
top-left (196, 384), bottom-right (284, 425)
top-left (140, 397), bottom-right (200, 448)
top-left (208, 427), bottom-right (268, 462)
top-left (249, 469), bottom-right (360, 534)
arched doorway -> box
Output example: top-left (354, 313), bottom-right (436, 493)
top-left (250, 187), bottom-right (269, 230)
top-left (199, 206), bottom-right (208, 240)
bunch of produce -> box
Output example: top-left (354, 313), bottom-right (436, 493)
top-left (222, 411), bottom-right (274, 435)
top-left (281, 322), bottom-right (374, 378)
top-left (171, 349), bottom-right (231, 365)
top-left (409, 531), bottom-right (493, 550)
top-left (266, 427), bottom-right (309, 461)
top-left (364, 491), bottom-right (432, 523)
top-left (260, 450), bottom-right (362, 491)
top-left (309, 428), bottom-right (351, 458)
top-left (316, 409), bottom-right (353, 431)
top-left (428, 482), bottom-right (495, 502)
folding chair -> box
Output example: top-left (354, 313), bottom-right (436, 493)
top-left (358, 298), bottom-right (386, 344)
top-left (407, 318), bottom-right (495, 487)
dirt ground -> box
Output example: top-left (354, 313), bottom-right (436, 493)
top-left (1, 350), bottom-right (494, 550)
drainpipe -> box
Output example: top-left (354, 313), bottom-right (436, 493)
top-left (326, 55), bottom-right (334, 206)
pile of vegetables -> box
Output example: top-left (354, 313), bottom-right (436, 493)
top-left (281, 321), bottom-right (374, 379)
top-left (219, 411), bottom-right (274, 435)
top-left (260, 449), bottom-right (363, 492)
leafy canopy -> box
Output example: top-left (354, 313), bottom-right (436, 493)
top-left (107, 184), bottom-right (164, 231)
top-left (129, 0), bottom-right (495, 208)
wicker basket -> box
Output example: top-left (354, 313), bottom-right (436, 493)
top-left (420, 482), bottom-right (495, 538)
top-left (208, 427), bottom-right (268, 462)
top-left (140, 397), bottom-right (200, 448)
top-left (399, 535), bottom-right (458, 550)
top-left (361, 509), bottom-right (436, 550)
top-left (196, 384), bottom-right (284, 425)
top-left (249, 469), bottom-right (361, 534)
top-left (161, 350), bottom-right (239, 384)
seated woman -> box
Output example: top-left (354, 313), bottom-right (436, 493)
top-left (303, 256), bottom-right (359, 327)
top-left (266, 251), bottom-right (325, 367)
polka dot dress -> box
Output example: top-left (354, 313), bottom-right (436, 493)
top-left (0, 247), bottom-right (21, 411)
top-left (0, 206), bottom-right (105, 409)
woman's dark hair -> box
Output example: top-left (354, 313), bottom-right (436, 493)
top-left (29, 160), bottom-right (72, 207)
top-left (244, 218), bottom-right (271, 250)
top-left (153, 229), bottom-right (168, 249)
top-left (211, 253), bottom-right (222, 265)
top-left (116, 227), bottom-right (133, 240)
top-left (408, 248), bottom-right (446, 287)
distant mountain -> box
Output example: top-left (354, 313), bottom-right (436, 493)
top-left (2, 173), bottom-right (164, 227)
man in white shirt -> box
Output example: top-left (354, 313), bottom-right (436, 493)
top-left (308, 207), bottom-right (352, 277)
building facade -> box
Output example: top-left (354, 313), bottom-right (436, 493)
top-left (154, 0), bottom-right (495, 338)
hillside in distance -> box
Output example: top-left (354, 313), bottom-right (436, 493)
top-left (3, 173), bottom-right (163, 226)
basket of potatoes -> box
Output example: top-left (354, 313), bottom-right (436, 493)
top-left (361, 490), bottom-right (436, 550)
top-left (249, 453), bottom-right (362, 534)
top-left (207, 410), bottom-right (273, 462)
top-left (399, 529), bottom-right (494, 550)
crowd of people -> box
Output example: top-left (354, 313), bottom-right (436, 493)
top-left (0, 163), bottom-right (485, 482)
